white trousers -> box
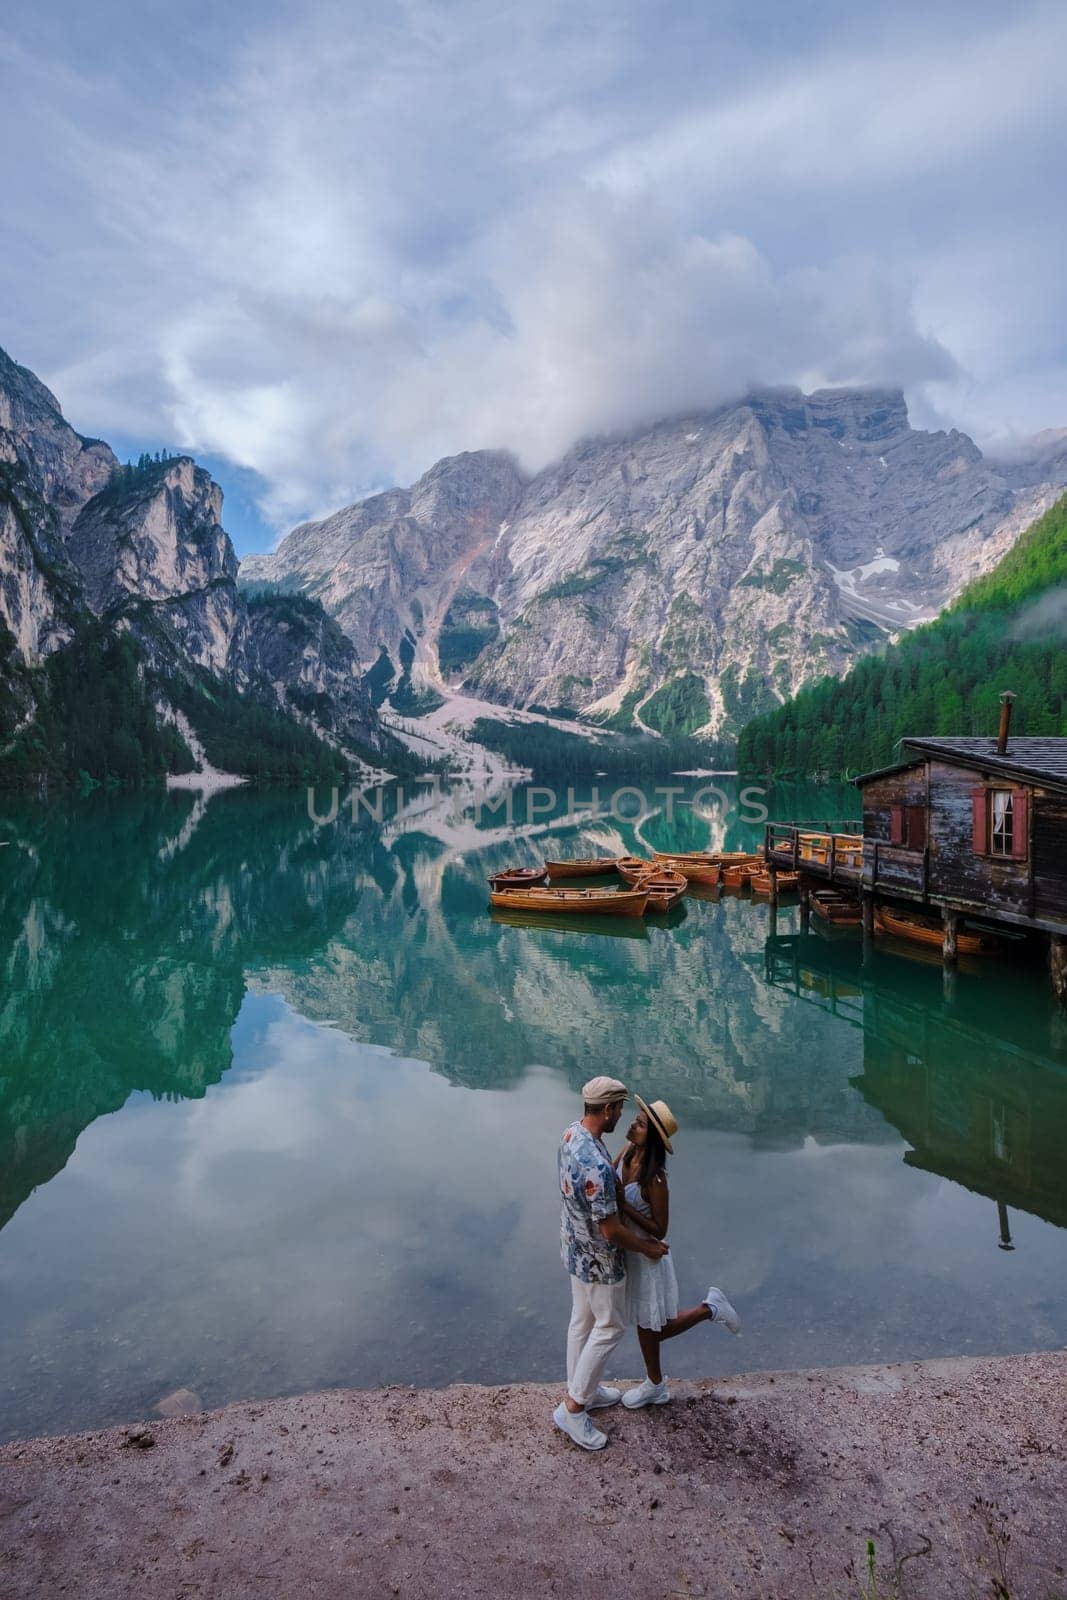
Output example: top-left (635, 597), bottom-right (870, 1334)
top-left (566, 1275), bottom-right (627, 1406)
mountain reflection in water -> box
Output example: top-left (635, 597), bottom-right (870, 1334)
top-left (1, 780), bottom-right (1066, 1441)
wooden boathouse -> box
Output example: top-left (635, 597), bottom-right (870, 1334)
top-left (764, 696), bottom-right (1067, 1003)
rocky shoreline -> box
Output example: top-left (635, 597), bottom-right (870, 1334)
top-left (1, 1351), bottom-right (1065, 1599)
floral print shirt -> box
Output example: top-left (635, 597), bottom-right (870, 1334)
top-left (558, 1120), bottom-right (624, 1285)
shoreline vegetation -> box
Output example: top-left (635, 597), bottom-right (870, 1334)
top-left (0, 623), bottom-right (429, 794)
top-left (464, 716), bottom-right (735, 776)
top-left (0, 614), bottom-right (343, 792)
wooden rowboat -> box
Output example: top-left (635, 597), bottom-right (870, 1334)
top-left (721, 861), bottom-right (763, 889)
top-left (874, 906), bottom-right (997, 954)
top-left (488, 866), bottom-right (548, 890)
top-left (651, 856), bottom-right (720, 886)
top-left (634, 868), bottom-right (687, 912)
top-left (750, 870), bottom-right (799, 896)
top-left (490, 886), bottom-right (650, 918)
top-left (616, 855), bottom-right (656, 884)
top-left (544, 856), bottom-right (619, 879)
top-left (810, 889), bottom-right (862, 925)
top-left (652, 848), bottom-right (759, 868)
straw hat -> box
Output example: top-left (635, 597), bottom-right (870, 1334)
top-left (635, 1095), bottom-right (677, 1153)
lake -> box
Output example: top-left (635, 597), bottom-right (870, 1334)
top-left (2, 777), bottom-right (1066, 1443)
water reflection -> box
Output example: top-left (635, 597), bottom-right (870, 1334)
top-left (765, 930), bottom-right (1067, 1237)
top-left (0, 779), bottom-right (878, 1231)
top-left (1, 781), bottom-right (1066, 1441)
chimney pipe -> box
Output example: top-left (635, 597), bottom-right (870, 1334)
top-left (997, 690), bottom-right (1016, 755)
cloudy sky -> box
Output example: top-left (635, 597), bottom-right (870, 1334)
top-left (3, 0), bottom-right (1066, 553)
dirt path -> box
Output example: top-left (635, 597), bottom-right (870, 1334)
top-left (2, 1354), bottom-right (1065, 1599)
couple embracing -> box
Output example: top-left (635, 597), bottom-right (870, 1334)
top-left (554, 1075), bottom-right (740, 1452)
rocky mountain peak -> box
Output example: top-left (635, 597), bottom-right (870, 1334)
top-left (0, 347), bottom-right (116, 537)
top-left (68, 456), bottom-right (235, 620)
top-left (799, 385), bottom-right (910, 439)
top-left (0, 344), bottom-right (396, 779)
top-left (243, 384), bottom-right (1067, 736)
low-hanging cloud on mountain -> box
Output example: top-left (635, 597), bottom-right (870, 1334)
top-left (2, 0), bottom-right (1066, 538)
top-left (1011, 585), bottom-right (1067, 643)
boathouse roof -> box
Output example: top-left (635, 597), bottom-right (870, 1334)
top-left (853, 736), bottom-right (1067, 794)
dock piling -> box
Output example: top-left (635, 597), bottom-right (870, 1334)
top-left (942, 908), bottom-right (960, 967)
top-left (861, 894), bottom-right (874, 940)
top-left (1051, 934), bottom-right (1067, 1009)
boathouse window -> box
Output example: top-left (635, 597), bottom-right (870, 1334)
top-left (889, 805), bottom-right (927, 849)
top-left (991, 790), bottom-right (1014, 856)
top-left (971, 786), bottom-right (1029, 860)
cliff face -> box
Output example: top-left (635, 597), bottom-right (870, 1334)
top-left (68, 458), bottom-right (244, 679)
top-left (0, 347), bottom-right (392, 776)
top-left (0, 347), bottom-right (115, 665)
top-left (245, 450), bottom-right (525, 678)
top-left (243, 592), bottom-right (385, 754)
top-left (244, 388), bottom-right (1067, 735)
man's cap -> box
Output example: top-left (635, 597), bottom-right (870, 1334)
top-left (581, 1075), bottom-right (628, 1106)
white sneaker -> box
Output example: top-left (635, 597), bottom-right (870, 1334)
top-left (622, 1377), bottom-right (671, 1409)
top-left (587, 1384), bottom-right (622, 1409)
top-left (553, 1402), bottom-right (608, 1450)
top-left (705, 1286), bottom-right (741, 1335)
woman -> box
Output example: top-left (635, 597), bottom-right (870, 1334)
top-left (615, 1096), bottom-right (741, 1409)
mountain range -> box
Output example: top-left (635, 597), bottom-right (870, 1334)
top-left (0, 345), bottom-right (396, 785)
top-left (242, 389), bottom-right (1067, 737)
top-left (5, 336), bottom-right (1066, 786)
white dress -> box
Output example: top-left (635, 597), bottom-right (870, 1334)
top-left (617, 1163), bottom-right (680, 1332)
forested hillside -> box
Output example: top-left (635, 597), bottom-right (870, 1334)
top-left (738, 492), bottom-right (1067, 777)
top-left (467, 717), bottom-right (734, 776)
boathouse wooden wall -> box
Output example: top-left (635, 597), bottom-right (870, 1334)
top-left (860, 758), bottom-right (1067, 928)
top-left (860, 768), bottom-right (928, 897)
top-left (925, 759), bottom-right (1033, 917)
top-left (1033, 797), bottom-right (1067, 923)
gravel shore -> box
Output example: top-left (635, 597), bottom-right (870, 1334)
top-left (2, 1352), bottom-right (1065, 1599)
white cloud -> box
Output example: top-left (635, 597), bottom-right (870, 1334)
top-left (1, 0), bottom-right (1065, 540)
top-left (594, 12), bottom-right (1067, 202)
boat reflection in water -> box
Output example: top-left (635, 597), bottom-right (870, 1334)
top-left (488, 905), bottom-right (652, 940)
top-left (764, 929), bottom-right (1067, 1245)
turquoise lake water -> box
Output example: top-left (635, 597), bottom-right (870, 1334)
top-left (1, 778), bottom-right (1065, 1442)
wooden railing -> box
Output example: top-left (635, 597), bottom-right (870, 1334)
top-left (764, 821), bottom-right (864, 878)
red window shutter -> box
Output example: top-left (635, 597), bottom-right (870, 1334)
top-left (971, 788), bottom-right (988, 854)
top-left (890, 805), bottom-right (904, 845)
top-left (907, 806), bottom-right (927, 850)
top-left (1010, 788), bottom-right (1029, 860)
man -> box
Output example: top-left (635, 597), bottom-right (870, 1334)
top-left (554, 1075), bottom-right (670, 1451)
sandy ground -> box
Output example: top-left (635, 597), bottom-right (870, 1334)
top-left (1, 1354), bottom-right (1064, 1600)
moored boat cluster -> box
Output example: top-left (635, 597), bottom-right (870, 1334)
top-left (487, 850), bottom-right (770, 921)
top-left (486, 842), bottom-right (1006, 957)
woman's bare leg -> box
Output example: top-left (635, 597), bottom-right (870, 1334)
top-left (657, 1304), bottom-right (711, 1341)
top-left (638, 1306), bottom-right (713, 1382)
top-left (637, 1325), bottom-right (664, 1384)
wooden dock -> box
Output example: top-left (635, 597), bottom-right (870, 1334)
top-left (761, 715), bottom-right (1067, 1002)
